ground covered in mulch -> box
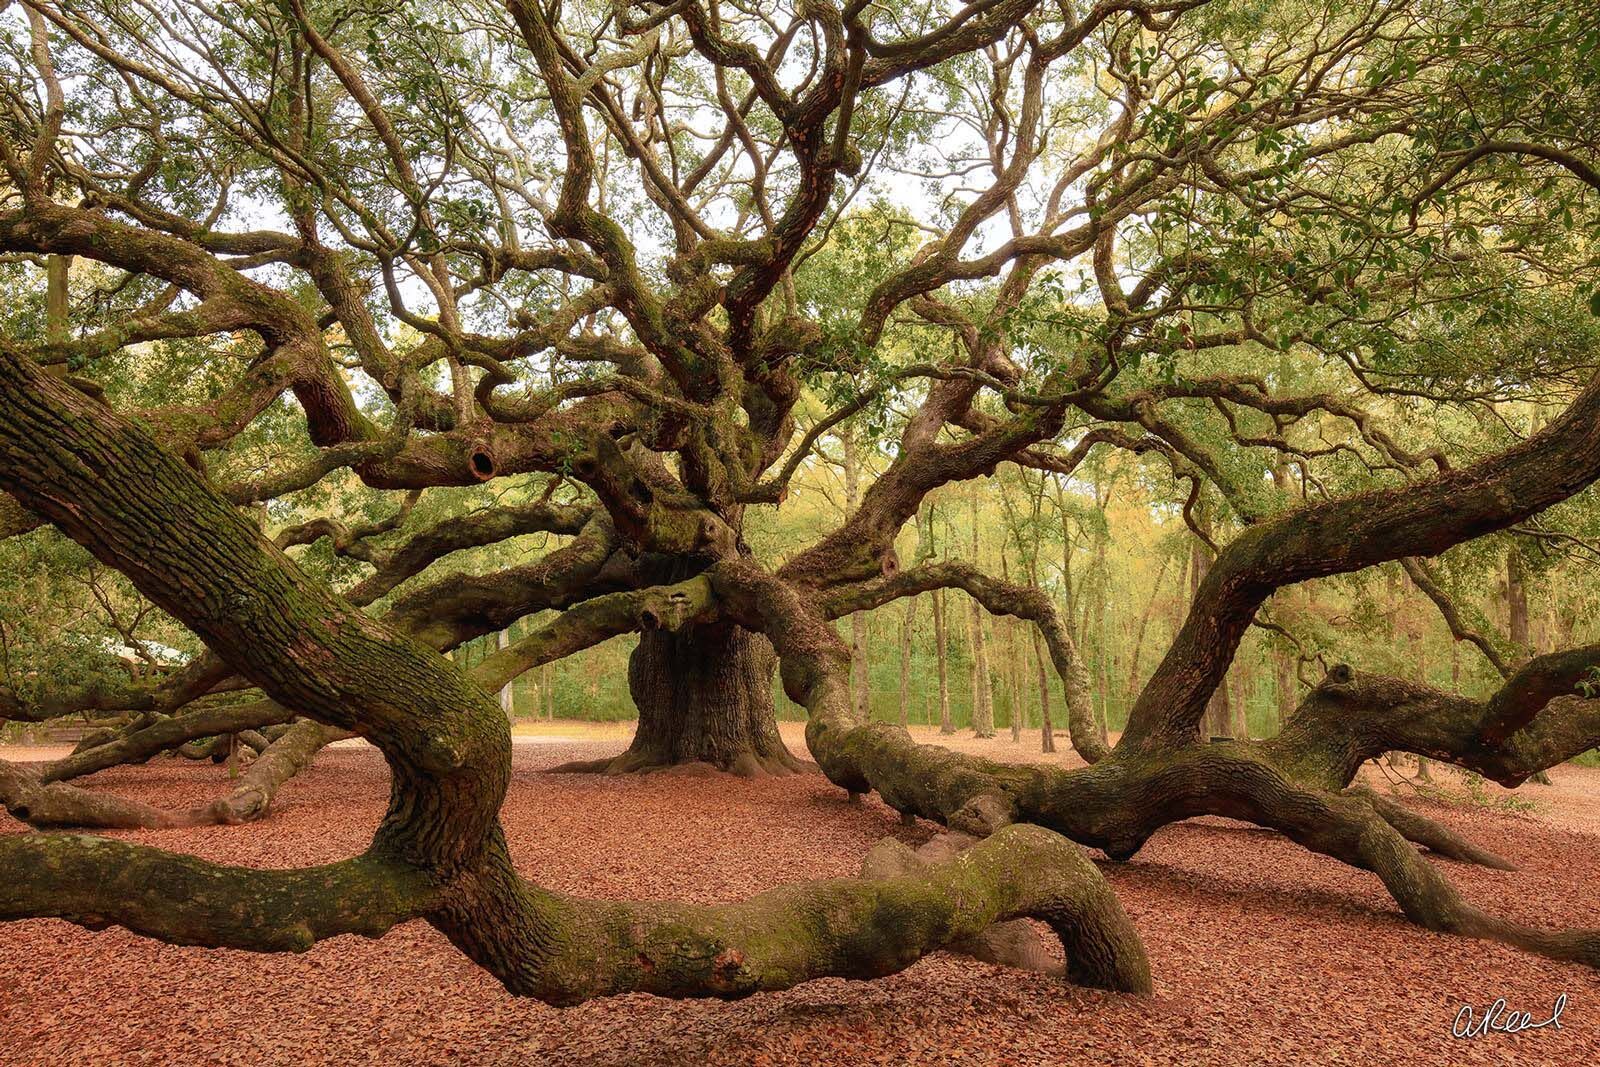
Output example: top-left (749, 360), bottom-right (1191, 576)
top-left (3, 730), bottom-right (1598, 1066)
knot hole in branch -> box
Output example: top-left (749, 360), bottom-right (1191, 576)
top-left (468, 448), bottom-right (496, 481)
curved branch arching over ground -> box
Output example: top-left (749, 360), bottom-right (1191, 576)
top-left (703, 546), bottom-right (1600, 972)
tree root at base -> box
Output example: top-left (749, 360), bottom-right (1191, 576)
top-left (547, 747), bottom-right (814, 778)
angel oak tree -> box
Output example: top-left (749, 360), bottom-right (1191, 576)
top-left (2, 0), bottom-right (1600, 1002)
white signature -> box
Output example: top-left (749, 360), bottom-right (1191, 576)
top-left (1451, 994), bottom-right (1567, 1039)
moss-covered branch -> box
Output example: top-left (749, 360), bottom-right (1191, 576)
top-left (382, 511), bottom-right (623, 649)
top-left (340, 500), bottom-right (594, 606)
top-left (40, 697), bottom-right (291, 784)
top-left (1266, 661), bottom-right (1600, 790)
top-left (470, 576), bottom-right (719, 693)
top-left (431, 809), bottom-right (1148, 1004)
top-left (2, 720), bottom-right (344, 830)
top-left (0, 834), bottom-right (431, 950)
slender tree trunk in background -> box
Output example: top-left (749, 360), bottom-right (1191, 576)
top-left (1077, 565), bottom-right (1094, 654)
top-left (1090, 530), bottom-right (1112, 744)
top-left (1008, 623), bottom-right (1024, 741)
top-left (1535, 579), bottom-right (1554, 655)
top-left (1169, 547), bottom-right (1191, 647)
top-left (1388, 630), bottom-right (1429, 771)
top-left (1231, 668), bottom-right (1249, 741)
top-left (1124, 553), bottom-right (1171, 729)
top-left (843, 430), bottom-right (870, 719)
top-left (966, 604), bottom-right (992, 739)
top-left (46, 255), bottom-right (70, 343)
top-left (1190, 533), bottom-right (1234, 739)
top-left (1055, 519), bottom-right (1076, 638)
top-left (1507, 549), bottom-right (1531, 656)
top-left (1002, 552), bottom-right (1023, 742)
top-left (1421, 647), bottom-right (1461, 783)
top-left (541, 662), bottom-right (555, 721)
top-left (968, 484), bottom-right (995, 738)
top-left (1269, 460), bottom-right (1297, 732)
top-left (1554, 595), bottom-right (1574, 652)
top-left (1504, 548), bottom-right (1554, 785)
top-left (898, 595), bottom-right (919, 727)
top-left (1189, 539), bottom-right (1206, 699)
top-left (1274, 639), bottom-right (1296, 730)
top-left (1076, 477), bottom-right (1115, 743)
top-left (517, 618), bottom-right (537, 720)
top-left (1021, 479), bottom-right (1055, 754)
top-left (898, 505), bottom-right (934, 728)
top-left (496, 629), bottom-right (515, 721)
top-left (1032, 629), bottom-right (1056, 753)
top-left (849, 612), bottom-right (871, 719)
top-left (1272, 583), bottom-right (1298, 731)
top-left (933, 588), bottom-right (953, 734)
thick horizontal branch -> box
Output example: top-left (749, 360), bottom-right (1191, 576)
top-left (4, 720), bottom-right (344, 829)
top-left (0, 834), bottom-right (430, 950)
top-left (344, 500), bottom-right (593, 606)
top-left (437, 821), bottom-right (1150, 1004)
top-left (382, 513), bottom-right (623, 648)
top-left (470, 576), bottom-right (719, 693)
top-left (1270, 659), bottom-right (1600, 789)
top-left (41, 698), bottom-right (290, 784)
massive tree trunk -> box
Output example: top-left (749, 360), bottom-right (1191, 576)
top-left (555, 620), bottom-right (804, 777)
top-left (628, 622), bottom-right (802, 776)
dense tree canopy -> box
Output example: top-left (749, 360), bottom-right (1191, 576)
top-left (1, 0), bottom-right (1599, 1001)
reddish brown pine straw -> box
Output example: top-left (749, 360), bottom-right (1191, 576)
top-left (3, 737), bottom-right (1597, 1067)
